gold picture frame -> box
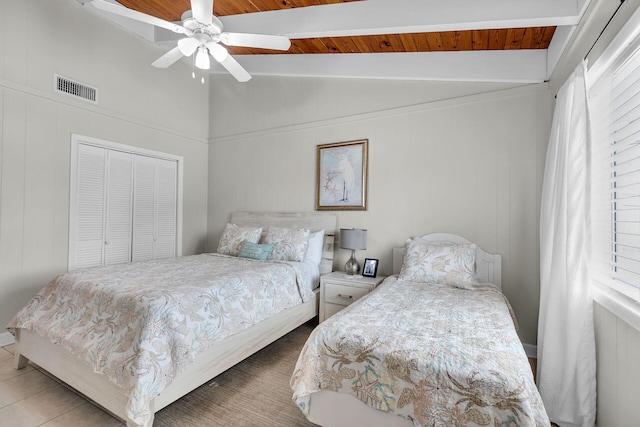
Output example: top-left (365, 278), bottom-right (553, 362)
top-left (316, 139), bottom-right (368, 211)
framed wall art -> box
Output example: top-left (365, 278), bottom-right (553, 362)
top-left (316, 139), bottom-right (368, 210)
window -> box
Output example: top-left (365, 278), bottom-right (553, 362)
top-left (588, 8), bottom-right (640, 328)
top-left (610, 48), bottom-right (640, 289)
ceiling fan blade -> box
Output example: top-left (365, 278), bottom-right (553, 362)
top-left (218, 55), bottom-right (252, 83)
top-left (221, 32), bottom-right (291, 51)
top-left (190, 0), bottom-right (213, 25)
top-left (151, 46), bottom-right (185, 68)
top-left (206, 42), bottom-right (251, 82)
top-left (178, 37), bottom-right (201, 56)
top-left (91, 0), bottom-right (189, 35)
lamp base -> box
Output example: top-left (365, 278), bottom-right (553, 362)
top-left (344, 250), bottom-right (360, 275)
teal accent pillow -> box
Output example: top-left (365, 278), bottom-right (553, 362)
top-left (238, 240), bottom-right (273, 260)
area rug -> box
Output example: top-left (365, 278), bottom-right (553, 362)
top-left (153, 320), bottom-right (317, 427)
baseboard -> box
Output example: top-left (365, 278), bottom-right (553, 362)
top-left (522, 343), bottom-right (537, 358)
top-left (0, 331), bottom-right (15, 347)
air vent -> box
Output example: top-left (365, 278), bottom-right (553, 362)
top-left (54, 74), bottom-right (98, 104)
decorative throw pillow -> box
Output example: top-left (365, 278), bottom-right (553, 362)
top-left (398, 239), bottom-right (477, 289)
top-left (304, 230), bottom-right (325, 266)
top-left (217, 223), bottom-right (262, 256)
top-left (238, 240), bottom-right (273, 260)
top-left (264, 227), bottom-right (310, 262)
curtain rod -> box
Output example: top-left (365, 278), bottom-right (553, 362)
top-left (584, 0), bottom-right (627, 60)
top-left (554, 1), bottom-right (626, 99)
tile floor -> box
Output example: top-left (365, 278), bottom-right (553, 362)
top-left (0, 345), bottom-right (123, 427)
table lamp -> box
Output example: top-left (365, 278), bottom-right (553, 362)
top-left (340, 228), bottom-right (367, 275)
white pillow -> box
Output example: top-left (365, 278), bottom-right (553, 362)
top-left (407, 237), bottom-right (479, 276)
top-left (217, 223), bottom-right (262, 256)
top-left (398, 239), bottom-right (477, 289)
top-left (264, 227), bottom-right (310, 262)
top-left (304, 230), bottom-right (325, 266)
top-left (302, 259), bottom-right (321, 290)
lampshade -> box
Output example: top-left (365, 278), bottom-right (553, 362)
top-left (340, 228), bottom-right (367, 250)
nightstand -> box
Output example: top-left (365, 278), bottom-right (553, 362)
top-left (319, 271), bottom-right (386, 322)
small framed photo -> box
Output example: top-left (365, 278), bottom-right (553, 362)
top-left (362, 258), bottom-right (379, 278)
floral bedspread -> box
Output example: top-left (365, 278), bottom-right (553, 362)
top-left (8, 253), bottom-right (312, 426)
top-left (291, 276), bottom-right (549, 426)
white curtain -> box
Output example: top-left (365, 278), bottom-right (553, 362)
top-left (537, 61), bottom-right (597, 427)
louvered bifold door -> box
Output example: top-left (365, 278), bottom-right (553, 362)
top-left (132, 156), bottom-right (178, 261)
top-left (154, 158), bottom-right (178, 259)
top-left (104, 150), bottom-right (134, 265)
top-left (73, 144), bottom-right (107, 269)
top-left (70, 136), bottom-right (182, 269)
top-left (132, 155), bottom-right (156, 262)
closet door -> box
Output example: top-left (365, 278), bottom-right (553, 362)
top-left (72, 144), bottom-right (107, 269)
top-left (71, 145), bottom-right (133, 269)
top-left (69, 135), bottom-right (182, 270)
top-left (103, 150), bottom-right (134, 265)
top-left (154, 159), bottom-right (178, 258)
top-left (132, 156), bottom-right (177, 261)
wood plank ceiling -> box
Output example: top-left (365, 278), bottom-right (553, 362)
top-left (117, 0), bottom-right (556, 56)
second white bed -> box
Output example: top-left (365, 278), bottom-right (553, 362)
top-left (292, 233), bottom-right (549, 427)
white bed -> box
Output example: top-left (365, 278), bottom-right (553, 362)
top-left (292, 233), bottom-right (549, 427)
top-left (9, 211), bottom-right (336, 427)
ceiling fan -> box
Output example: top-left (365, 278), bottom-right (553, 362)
top-left (91, 0), bottom-right (291, 82)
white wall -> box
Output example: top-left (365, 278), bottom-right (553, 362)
top-left (208, 75), bottom-right (551, 345)
top-left (209, 75), bottom-right (523, 139)
top-left (594, 303), bottom-right (640, 426)
top-left (0, 0), bottom-right (210, 330)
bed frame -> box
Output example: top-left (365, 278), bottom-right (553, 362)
top-left (306, 232), bottom-right (503, 427)
top-left (13, 211), bottom-right (337, 427)
top-left (392, 233), bottom-right (502, 288)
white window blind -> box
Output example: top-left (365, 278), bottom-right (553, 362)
top-left (611, 47), bottom-right (640, 288)
top-left (589, 34), bottom-right (640, 302)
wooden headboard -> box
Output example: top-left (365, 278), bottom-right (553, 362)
top-left (230, 211), bottom-right (337, 275)
top-left (392, 233), bottom-right (502, 289)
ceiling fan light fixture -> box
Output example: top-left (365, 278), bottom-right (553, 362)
top-left (91, 0), bottom-right (281, 83)
top-left (195, 46), bottom-right (210, 70)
